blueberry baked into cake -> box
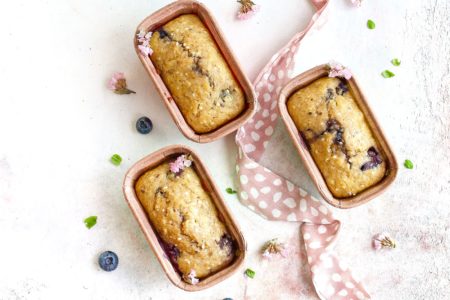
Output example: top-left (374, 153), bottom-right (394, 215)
top-left (287, 77), bottom-right (386, 198)
top-left (135, 155), bottom-right (235, 284)
top-left (149, 14), bottom-right (245, 133)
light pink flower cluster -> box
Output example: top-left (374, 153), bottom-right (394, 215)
top-left (108, 72), bottom-right (136, 94)
top-left (372, 232), bottom-right (396, 250)
top-left (237, 0), bottom-right (260, 20)
top-left (183, 269), bottom-right (199, 285)
top-left (350, 0), bottom-right (363, 7)
top-left (169, 155), bottom-right (192, 174)
top-left (328, 61), bottom-right (353, 80)
top-left (136, 30), bottom-right (153, 56)
top-left (261, 238), bottom-right (289, 259)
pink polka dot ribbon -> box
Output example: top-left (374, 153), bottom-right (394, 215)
top-left (234, 1), bottom-right (371, 299)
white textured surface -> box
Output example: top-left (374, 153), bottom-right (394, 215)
top-left (0, 0), bottom-right (449, 299)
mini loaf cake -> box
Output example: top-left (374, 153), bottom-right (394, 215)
top-left (149, 14), bottom-right (245, 134)
top-left (287, 77), bottom-right (386, 198)
top-left (135, 155), bottom-right (235, 284)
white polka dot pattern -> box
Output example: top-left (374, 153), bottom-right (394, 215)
top-left (233, 1), bottom-right (370, 299)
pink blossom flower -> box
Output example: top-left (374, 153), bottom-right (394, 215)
top-left (328, 61), bottom-right (353, 80)
top-left (108, 72), bottom-right (136, 94)
top-left (136, 30), bottom-right (153, 56)
top-left (169, 155), bottom-right (192, 174)
top-left (350, 0), bottom-right (363, 7)
top-left (261, 239), bottom-right (289, 259)
top-left (183, 269), bottom-right (199, 285)
top-left (372, 232), bottom-right (396, 250)
top-left (237, 0), bottom-right (260, 20)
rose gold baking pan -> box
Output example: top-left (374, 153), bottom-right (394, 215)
top-left (279, 64), bottom-right (398, 209)
top-left (122, 145), bottom-right (246, 291)
top-left (134, 0), bottom-right (256, 143)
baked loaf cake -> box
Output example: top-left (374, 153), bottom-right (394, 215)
top-left (135, 155), bottom-right (235, 283)
top-left (149, 14), bottom-right (245, 133)
top-left (287, 77), bottom-right (386, 198)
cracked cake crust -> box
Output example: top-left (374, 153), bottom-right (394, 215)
top-left (287, 77), bottom-right (386, 198)
top-left (135, 160), bottom-right (235, 281)
top-left (149, 14), bottom-right (245, 134)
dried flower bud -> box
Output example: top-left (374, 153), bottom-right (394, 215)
top-left (136, 30), bottom-right (153, 56)
top-left (372, 232), bottom-right (396, 250)
top-left (108, 72), bottom-right (136, 94)
top-left (183, 269), bottom-right (199, 285)
top-left (169, 154), bottom-right (193, 175)
top-left (237, 0), bottom-right (260, 20)
top-left (261, 238), bottom-right (289, 259)
top-left (350, 0), bottom-right (363, 7)
top-left (328, 61), bottom-right (352, 80)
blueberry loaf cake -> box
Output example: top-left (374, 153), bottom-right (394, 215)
top-left (149, 14), bottom-right (245, 133)
top-left (287, 77), bottom-right (386, 198)
top-left (135, 155), bottom-right (235, 283)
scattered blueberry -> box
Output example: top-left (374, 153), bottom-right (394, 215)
top-left (136, 116), bottom-right (153, 134)
top-left (223, 298), bottom-right (233, 300)
top-left (98, 251), bottom-right (119, 272)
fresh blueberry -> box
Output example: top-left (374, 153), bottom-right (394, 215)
top-left (223, 298), bottom-right (233, 300)
top-left (98, 251), bottom-right (119, 272)
top-left (136, 116), bottom-right (153, 134)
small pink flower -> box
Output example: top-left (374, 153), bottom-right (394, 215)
top-left (183, 269), bottom-right (199, 285)
top-left (261, 239), bottom-right (289, 259)
top-left (237, 0), bottom-right (260, 20)
top-left (169, 155), bottom-right (192, 174)
top-left (328, 61), bottom-right (353, 80)
top-left (108, 72), bottom-right (135, 94)
top-left (350, 0), bottom-right (363, 7)
top-left (136, 30), bottom-right (153, 57)
top-left (372, 232), bottom-right (396, 250)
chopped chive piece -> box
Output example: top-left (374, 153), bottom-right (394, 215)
top-left (84, 216), bottom-right (97, 229)
top-left (391, 58), bottom-right (401, 66)
top-left (110, 154), bottom-right (122, 166)
top-left (245, 268), bottom-right (255, 279)
top-left (381, 70), bottom-right (395, 78)
top-left (367, 19), bottom-right (376, 29)
top-left (404, 159), bottom-right (414, 169)
top-left (226, 187), bottom-right (237, 194)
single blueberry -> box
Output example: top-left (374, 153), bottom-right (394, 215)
top-left (158, 28), bottom-right (169, 39)
top-left (360, 161), bottom-right (376, 171)
top-left (218, 233), bottom-right (235, 256)
top-left (98, 251), bottom-right (119, 272)
top-left (334, 130), bottom-right (344, 145)
top-left (162, 243), bottom-right (180, 269)
top-left (136, 116), bottom-right (153, 134)
top-left (367, 146), bottom-right (378, 157)
top-left (374, 155), bottom-right (383, 165)
top-left (223, 298), bottom-right (233, 300)
top-left (325, 88), bottom-right (335, 101)
top-left (336, 81), bottom-right (349, 95)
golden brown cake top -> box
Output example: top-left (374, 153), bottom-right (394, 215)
top-left (149, 14), bottom-right (245, 133)
top-left (287, 77), bottom-right (386, 197)
top-left (135, 155), bottom-right (234, 282)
